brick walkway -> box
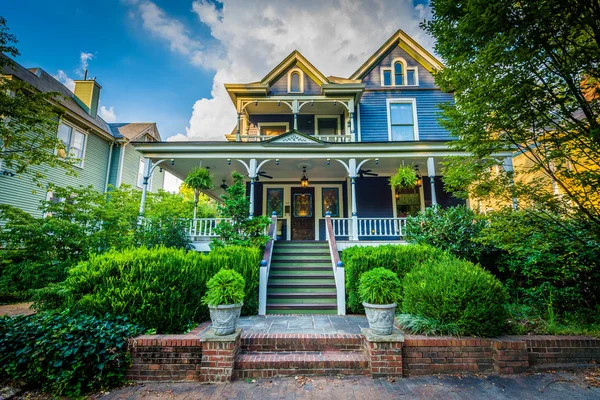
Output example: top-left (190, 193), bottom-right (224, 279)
top-left (99, 371), bottom-right (600, 399)
top-left (237, 315), bottom-right (368, 334)
top-left (0, 302), bottom-right (34, 316)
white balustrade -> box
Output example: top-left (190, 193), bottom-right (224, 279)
top-left (329, 217), bottom-right (407, 239)
top-left (187, 218), bottom-right (232, 238)
top-left (237, 134), bottom-right (352, 143)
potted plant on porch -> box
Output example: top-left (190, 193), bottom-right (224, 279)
top-left (202, 269), bottom-right (245, 335)
top-left (389, 165), bottom-right (418, 189)
top-left (359, 267), bottom-right (402, 335)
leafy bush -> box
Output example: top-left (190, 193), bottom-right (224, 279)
top-left (33, 246), bottom-right (261, 333)
top-left (0, 311), bottom-right (143, 396)
top-left (212, 172), bottom-right (270, 248)
top-left (390, 165), bottom-right (418, 189)
top-left (477, 209), bottom-right (600, 313)
top-left (202, 269), bottom-right (245, 306)
top-left (342, 244), bottom-right (449, 313)
top-left (401, 258), bottom-right (508, 337)
top-left (358, 268), bottom-right (402, 305)
top-left (405, 205), bottom-right (494, 264)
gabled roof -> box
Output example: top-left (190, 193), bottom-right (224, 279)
top-left (349, 29), bottom-right (444, 80)
top-left (1, 54), bottom-right (112, 138)
top-left (260, 50), bottom-right (330, 86)
top-left (108, 122), bottom-right (161, 142)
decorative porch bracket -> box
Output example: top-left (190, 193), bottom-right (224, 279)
top-left (325, 212), bottom-right (346, 315)
top-left (258, 212), bottom-right (278, 315)
top-left (138, 158), bottom-right (173, 225)
top-left (236, 158), bottom-right (272, 217)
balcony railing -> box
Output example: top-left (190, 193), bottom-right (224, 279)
top-left (187, 218), bottom-right (232, 238)
top-left (238, 134), bottom-right (352, 143)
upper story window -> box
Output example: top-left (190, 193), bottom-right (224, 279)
top-left (314, 115), bottom-right (341, 136)
top-left (57, 121), bottom-right (86, 168)
top-left (259, 122), bottom-right (289, 136)
top-left (381, 57), bottom-right (418, 87)
top-left (287, 68), bottom-right (304, 93)
top-left (387, 98), bottom-right (419, 141)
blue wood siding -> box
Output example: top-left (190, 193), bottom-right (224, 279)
top-left (269, 63), bottom-right (322, 95)
top-left (361, 44), bottom-right (436, 89)
top-left (356, 177), bottom-right (394, 218)
top-left (246, 181), bottom-right (263, 216)
top-left (359, 90), bottom-right (454, 141)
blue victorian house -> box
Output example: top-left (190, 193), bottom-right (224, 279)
top-left (133, 30), bottom-right (513, 315)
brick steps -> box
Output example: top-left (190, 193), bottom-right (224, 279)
top-left (240, 333), bottom-right (364, 352)
top-left (233, 351), bottom-right (370, 378)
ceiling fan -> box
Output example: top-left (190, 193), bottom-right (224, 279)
top-left (220, 180), bottom-right (228, 190)
top-left (255, 171), bottom-right (273, 181)
top-left (358, 168), bottom-right (378, 178)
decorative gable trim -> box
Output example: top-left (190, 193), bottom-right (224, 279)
top-left (349, 29), bottom-right (444, 80)
top-left (263, 130), bottom-right (325, 146)
top-left (260, 51), bottom-right (329, 87)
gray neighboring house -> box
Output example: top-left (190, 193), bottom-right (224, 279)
top-left (0, 55), bottom-right (165, 218)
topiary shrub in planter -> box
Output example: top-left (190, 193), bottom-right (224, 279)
top-left (0, 310), bottom-right (144, 397)
top-left (401, 258), bottom-right (509, 337)
top-left (203, 269), bottom-right (245, 335)
top-left (358, 268), bottom-right (402, 335)
top-left (342, 244), bottom-right (449, 314)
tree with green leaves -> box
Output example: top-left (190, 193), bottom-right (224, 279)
top-left (425, 1), bottom-right (600, 233)
top-left (0, 17), bottom-right (70, 182)
top-left (183, 167), bottom-right (214, 219)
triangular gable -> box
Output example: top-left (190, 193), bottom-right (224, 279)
top-left (260, 51), bottom-right (329, 87)
top-left (263, 130), bottom-right (325, 146)
top-left (349, 29), bottom-right (444, 80)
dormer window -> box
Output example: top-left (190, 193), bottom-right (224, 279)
top-left (287, 68), bottom-right (304, 93)
top-left (381, 57), bottom-right (418, 87)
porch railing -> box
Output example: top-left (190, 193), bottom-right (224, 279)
top-left (258, 212), bottom-right (278, 316)
top-left (238, 134), bottom-right (352, 143)
top-left (325, 213), bottom-right (345, 315)
top-left (329, 217), bottom-right (408, 240)
top-left (187, 218), bottom-right (232, 238)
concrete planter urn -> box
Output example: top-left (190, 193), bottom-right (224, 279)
top-left (208, 302), bottom-right (243, 336)
top-left (363, 302), bottom-right (397, 335)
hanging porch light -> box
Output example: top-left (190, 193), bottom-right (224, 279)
top-left (300, 166), bottom-right (309, 188)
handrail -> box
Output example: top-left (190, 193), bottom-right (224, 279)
top-left (258, 212), bottom-right (278, 315)
top-left (325, 212), bottom-right (345, 315)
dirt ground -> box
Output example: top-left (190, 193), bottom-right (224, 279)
top-left (0, 302), bottom-right (35, 316)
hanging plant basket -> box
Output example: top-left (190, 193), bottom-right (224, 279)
top-left (389, 165), bottom-right (418, 189)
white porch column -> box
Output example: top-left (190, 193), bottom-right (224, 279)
top-left (427, 157), bottom-right (437, 206)
top-left (236, 113), bottom-right (241, 142)
top-left (349, 158), bottom-right (359, 240)
top-left (138, 158), bottom-right (153, 225)
top-left (349, 98), bottom-right (356, 142)
top-left (248, 158), bottom-right (257, 217)
top-left (503, 157), bottom-right (518, 210)
top-left (292, 99), bottom-right (299, 130)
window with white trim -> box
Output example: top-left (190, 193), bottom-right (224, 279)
top-left (381, 57), bottom-right (418, 87)
top-left (387, 99), bottom-right (418, 141)
top-left (258, 122), bottom-right (289, 136)
top-left (137, 158), bottom-right (145, 188)
top-left (314, 115), bottom-right (341, 135)
top-left (56, 121), bottom-right (86, 167)
top-left (287, 68), bottom-right (304, 93)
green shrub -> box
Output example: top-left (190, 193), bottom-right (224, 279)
top-left (358, 268), bottom-right (402, 305)
top-left (405, 205), bottom-right (494, 265)
top-left (342, 244), bottom-right (449, 313)
top-left (401, 258), bottom-right (508, 337)
top-left (0, 311), bottom-right (143, 396)
top-left (33, 246), bottom-right (261, 333)
top-left (202, 269), bottom-right (245, 306)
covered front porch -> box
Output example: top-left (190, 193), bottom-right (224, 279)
top-left (132, 133), bottom-right (484, 249)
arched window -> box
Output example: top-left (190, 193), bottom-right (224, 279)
top-left (394, 61), bottom-right (404, 86)
top-left (290, 72), bottom-right (300, 92)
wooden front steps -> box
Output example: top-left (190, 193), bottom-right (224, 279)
top-left (233, 333), bottom-right (369, 379)
top-left (267, 241), bottom-right (337, 315)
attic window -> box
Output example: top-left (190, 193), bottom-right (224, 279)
top-left (381, 57), bottom-right (418, 87)
top-left (287, 68), bottom-right (304, 93)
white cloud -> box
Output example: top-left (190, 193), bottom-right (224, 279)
top-left (53, 70), bottom-right (75, 91)
top-left (78, 52), bottom-right (94, 77)
top-left (99, 105), bottom-right (118, 122)
top-left (127, 0), bottom-right (435, 141)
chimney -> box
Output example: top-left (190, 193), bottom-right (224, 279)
top-left (73, 77), bottom-right (101, 118)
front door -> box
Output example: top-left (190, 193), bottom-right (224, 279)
top-left (291, 187), bottom-right (315, 240)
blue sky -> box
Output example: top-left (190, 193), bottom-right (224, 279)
top-left (2, 0), bottom-right (433, 141)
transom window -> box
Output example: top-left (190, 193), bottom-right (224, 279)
top-left (387, 99), bottom-right (418, 141)
top-left (57, 121), bottom-right (86, 167)
top-left (381, 57), bottom-right (418, 87)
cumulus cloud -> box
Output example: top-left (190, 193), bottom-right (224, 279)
top-left (99, 105), bottom-right (118, 122)
top-left (77, 52), bottom-right (94, 77)
top-left (126, 0), bottom-right (434, 141)
top-left (53, 70), bottom-right (75, 91)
